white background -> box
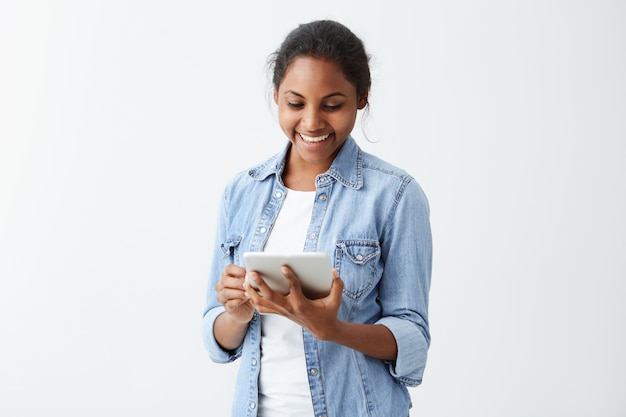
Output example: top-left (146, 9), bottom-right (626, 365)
top-left (1, 1), bottom-right (625, 416)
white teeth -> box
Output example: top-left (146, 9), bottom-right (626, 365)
top-left (300, 133), bottom-right (330, 143)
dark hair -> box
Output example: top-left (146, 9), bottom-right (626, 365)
top-left (268, 20), bottom-right (371, 102)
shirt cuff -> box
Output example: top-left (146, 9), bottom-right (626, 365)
top-left (376, 316), bottom-right (429, 386)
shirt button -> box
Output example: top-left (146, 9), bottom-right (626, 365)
top-left (309, 233), bottom-right (316, 239)
top-left (321, 177), bottom-right (327, 182)
top-left (319, 194), bottom-right (326, 201)
top-left (249, 402), bottom-right (256, 409)
top-left (260, 227), bottom-right (267, 234)
top-left (275, 191), bottom-right (282, 198)
top-left (251, 359), bottom-right (257, 366)
top-left (356, 254), bottom-right (363, 261)
top-left (310, 368), bottom-right (318, 376)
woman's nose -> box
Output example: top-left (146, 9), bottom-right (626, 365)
top-left (302, 107), bottom-right (325, 131)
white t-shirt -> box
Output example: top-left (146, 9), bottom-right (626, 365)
top-left (257, 189), bottom-right (316, 417)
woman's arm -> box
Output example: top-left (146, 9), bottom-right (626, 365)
top-left (213, 264), bottom-right (255, 351)
top-left (213, 311), bottom-right (250, 351)
top-left (322, 319), bottom-right (398, 361)
top-left (245, 268), bottom-right (398, 360)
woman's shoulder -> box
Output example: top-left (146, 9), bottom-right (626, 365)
top-left (360, 149), bottom-right (429, 203)
top-left (360, 149), bottom-right (421, 187)
top-left (223, 151), bottom-right (282, 193)
top-left (228, 141), bottom-right (288, 186)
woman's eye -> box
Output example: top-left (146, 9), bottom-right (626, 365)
top-left (324, 104), bottom-right (342, 111)
top-left (287, 102), bottom-right (304, 109)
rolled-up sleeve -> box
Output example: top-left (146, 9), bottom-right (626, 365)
top-left (201, 185), bottom-right (243, 364)
top-left (377, 315), bottom-right (429, 386)
top-left (377, 177), bottom-right (432, 386)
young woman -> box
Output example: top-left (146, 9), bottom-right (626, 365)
top-left (202, 19), bottom-right (432, 417)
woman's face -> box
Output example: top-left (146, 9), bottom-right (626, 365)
top-left (274, 57), bottom-right (366, 171)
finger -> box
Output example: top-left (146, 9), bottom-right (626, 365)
top-left (225, 265), bottom-right (245, 279)
top-left (247, 271), bottom-right (279, 300)
top-left (217, 265), bottom-right (246, 293)
top-left (216, 286), bottom-right (248, 305)
top-left (243, 272), bottom-right (265, 301)
top-left (223, 297), bottom-right (248, 310)
top-left (245, 272), bottom-right (282, 314)
top-left (225, 276), bottom-right (247, 291)
top-left (280, 265), bottom-right (303, 295)
top-left (224, 264), bottom-right (246, 278)
top-left (328, 269), bottom-right (344, 301)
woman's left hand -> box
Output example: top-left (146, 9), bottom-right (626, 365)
top-left (244, 266), bottom-right (344, 340)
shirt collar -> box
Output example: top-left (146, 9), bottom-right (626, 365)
top-left (247, 135), bottom-right (363, 190)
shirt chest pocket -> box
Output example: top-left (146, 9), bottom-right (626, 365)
top-left (334, 240), bottom-right (380, 300)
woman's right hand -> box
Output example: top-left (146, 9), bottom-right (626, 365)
top-left (215, 264), bottom-right (255, 324)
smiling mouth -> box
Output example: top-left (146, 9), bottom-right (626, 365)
top-left (299, 133), bottom-right (330, 143)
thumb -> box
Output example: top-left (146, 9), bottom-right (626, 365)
top-left (330, 269), bottom-right (344, 296)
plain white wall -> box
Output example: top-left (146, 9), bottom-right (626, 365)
top-left (1, 1), bottom-right (625, 416)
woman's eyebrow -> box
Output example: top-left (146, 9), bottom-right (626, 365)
top-left (284, 90), bottom-right (347, 99)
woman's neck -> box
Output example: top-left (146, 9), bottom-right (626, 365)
top-left (282, 168), bottom-right (318, 191)
top-left (282, 150), bottom-right (329, 191)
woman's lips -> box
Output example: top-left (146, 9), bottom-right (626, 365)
top-left (299, 133), bottom-right (330, 143)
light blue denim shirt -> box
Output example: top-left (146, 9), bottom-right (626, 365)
top-left (202, 136), bottom-right (432, 417)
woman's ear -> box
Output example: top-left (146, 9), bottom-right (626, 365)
top-left (273, 88), bottom-right (279, 104)
top-left (357, 92), bottom-right (368, 110)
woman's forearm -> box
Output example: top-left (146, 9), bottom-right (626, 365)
top-left (324, 321), bottom-right (398, 361)
top-left (214, 312), bottom-right (250, 351)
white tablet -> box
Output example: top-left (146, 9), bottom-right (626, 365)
top-left (243, 252), bottom-right (333, 299)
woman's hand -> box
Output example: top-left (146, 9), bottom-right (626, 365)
top-left (244, 266), bottom-right (344, 340)
top-left (215, 264), bottom-right (255, 324)
top-left (213, 264), bottom-right (256, 351)
top-left (245, 266), bottom-right (398, 360)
